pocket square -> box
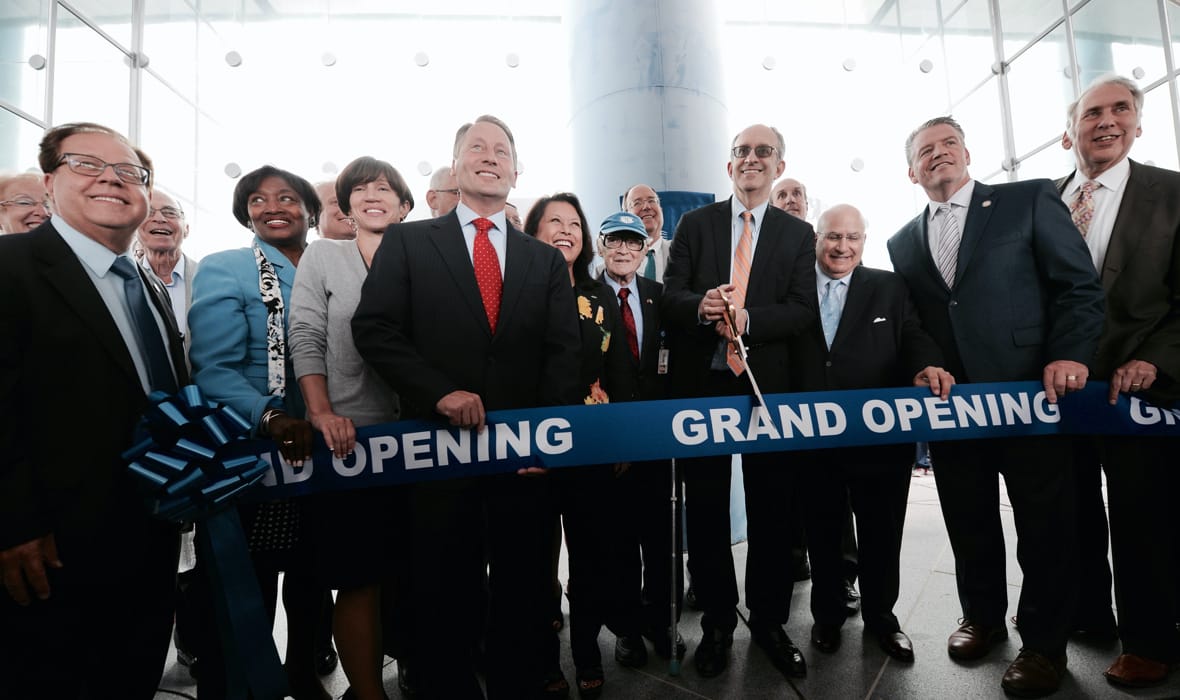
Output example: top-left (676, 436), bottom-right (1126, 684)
top-left (873, 317), bottom-right (887, 323)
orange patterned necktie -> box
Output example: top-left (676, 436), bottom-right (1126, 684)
top-left (727, 211), bottom-right (753, 375)
top-left (1070, 180), bottom-right (1098, 238)
top-left (472, 217), bottom-right (502, 332)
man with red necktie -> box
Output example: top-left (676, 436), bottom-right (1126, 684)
top-left (353, 115), bottom-right (580, 700)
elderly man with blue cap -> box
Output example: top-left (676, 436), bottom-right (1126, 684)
top-left (595, 212), bottom-right (687, 669)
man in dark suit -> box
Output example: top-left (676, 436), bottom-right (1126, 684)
top-left (594, 211), bottom-right (685, 667)
top-left (791, 203), bottom-right (952, 663)
top-left (889, 116), bottom-right (1104, 697)
top-left (663, 123), bottom-right (817, 680)
top-left (0, 122), bottom-right (187, 699)
top-left (352, 115), bottom-right (580, 700)
top-left (1058, 75), bottom-right (1180, 688)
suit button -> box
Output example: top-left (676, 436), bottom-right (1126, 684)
top-left (948, 300), bottom-right (958, 308)
top-left (825, 360), bottom-right (832, 367)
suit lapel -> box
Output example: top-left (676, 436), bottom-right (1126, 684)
top-left (713, 201), bottom-right (733, 284)
top-left (832, 270), bottom-right (871, 349)
top-left (748, 207), bottom-right (783, 296)
top-left (33, 225), bottom-right (141, 387)
top-left (500, 230), bottom-right (535, 340)
top-left (955, 182), bottom-right (996, 286)
top-left (636, 275), bottom-right (660, 364)
top-left (1103, 160), bottom-right (1151, 291)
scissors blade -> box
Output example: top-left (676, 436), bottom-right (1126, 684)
top-left (721, 293), bottom-right (767, 409)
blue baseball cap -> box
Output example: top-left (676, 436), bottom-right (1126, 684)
top-left (599, 211), bottom-right (647, 238)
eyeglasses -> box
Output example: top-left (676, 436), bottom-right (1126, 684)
top-left (600, 234), bottom-right (645, 251)
top-left (0, 197), bottom-right (50, 209)
top-left (821, 232), bottom-right (864, 243)
top-left (148, 206), bottom-right (183, 220)
top-left (628, 196), bottom-right (660, 209)
top-left (731, 145), bottom-right (778, 159)
top-left (57, 153), bottom-right (150, 185)
top-left (431, 188), bottom-right (460, 195)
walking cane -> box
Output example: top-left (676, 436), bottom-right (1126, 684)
top-left (669, 454), bottom-right (681, 676)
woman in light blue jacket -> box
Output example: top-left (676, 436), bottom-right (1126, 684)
top-left (188, 164), bottom-right (329, 700)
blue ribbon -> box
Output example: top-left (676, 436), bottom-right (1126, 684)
top-left (245, 381), bottom-right (1179, 500)
top-left (123, 385), bottom-right (287, 700)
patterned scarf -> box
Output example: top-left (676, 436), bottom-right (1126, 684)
top-left (253, 240), bottom-right (286, 398)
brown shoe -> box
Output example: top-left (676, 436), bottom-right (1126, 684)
top-left (1103, 653), bottom-right (1170, 688)
top-left (947, 620), bottom-right (1007, 660)
top-left (1001, 650), bottom-right (1066, 698)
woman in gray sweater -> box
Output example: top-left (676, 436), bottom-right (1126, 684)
top-left (289, 156), bottom-right (413, 700)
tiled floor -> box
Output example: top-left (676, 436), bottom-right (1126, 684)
top-left (156, 470), bottom-right (1180, 699)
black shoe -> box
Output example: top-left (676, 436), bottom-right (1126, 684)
top-left (614, 635), bottom-right (648, 668)
top-left (315, 645), bottom-right (338, 676)
top-left (810, 622), bottom-right (842, 653)
top-left (843, 582), bottom-right (861, 616)
top-left (792, 558), bottom-right (811, 582)
top-left (643, 625), bottom-right (687, 660)
top-left (175, 647), bottom-right (200, 682)
top-left (874, 629), bottom-right (915, 662)
top-left (749, 618), bottom-right (807, 677)
top-left (692, 628), bottom-right (733, 678)
top-left (397, 659), bottom-right (418, 697)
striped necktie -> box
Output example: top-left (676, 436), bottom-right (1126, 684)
top-left (933, 204), bottom-right (960, 287)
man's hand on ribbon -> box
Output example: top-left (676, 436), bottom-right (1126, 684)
top-left (308, 409), bottom-right (357, 459)
top-left (0, 534), bottom-right (62, 606)
top-left (1043, 359), bottom-right (1090, 404)
top-left (913, 366), bottom-right (955, 400)
top-left (437, 390), bottom-right (486, 433)
top-left (1108, 359), bottom-right (1158, 405)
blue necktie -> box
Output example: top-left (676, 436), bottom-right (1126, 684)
top-left (643, 249), bottom-right (656, 279)
top-left (111, 256), bottom-right (177, 393)
top-left (820, 279), bottom-right (841, 349)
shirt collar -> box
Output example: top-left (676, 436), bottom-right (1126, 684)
top-left (927, 179), bottom-right (975, 218)
top-left (52, 214), bottom-right (125, 277)
top-left (1065, 157), bottom-right (1130, 197)
top-left (815, 261), bottom-right (853, 288)
top-left (455, 201), bottom-right (507, 234)
top-left (602, 271), bottom-right (639, 297)
top-left (731, 195), bottom-right (771, 229)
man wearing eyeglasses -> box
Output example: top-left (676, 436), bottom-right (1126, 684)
top-left (663, 124), bottom-right (817, 681)
top-left (789, 203), bottom-right (951, 664)
top-left (0, 122), bottom-right (186, 699)
top-left (623, 184), bottom-right (668, 283)
top-left (0, 172), bottom-right (51, 234)
top-left (137, 190), bottom-right (197, 339)
top-left (595, 212), bottom-right (686, 665)
top-left (425, 165), bottom-right (461, 218)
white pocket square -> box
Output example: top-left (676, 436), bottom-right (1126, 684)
top-left (873, 317), bottom-right (887, 323)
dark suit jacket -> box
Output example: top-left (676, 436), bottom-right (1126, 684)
top-left (600, 274), bottom-right (668, 402)
top-left (352, 211), bottom-right (581, 418)
top-left (662, 200), bottom-right (817, 396)
top-left (0, 221), bottom-right (188, 551)
top-left (1057, 160), bottom-right (1180, 403)
top-left (790, 266), bottom-right (944, 468)
top-left (573, 278), bottom-right (636, 405)
top-left (887, 179), bottom-right (1104, 383)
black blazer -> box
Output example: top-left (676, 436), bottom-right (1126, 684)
top-left (790, 266), bottom-right (942, 469)
top-left (352, 211), bottom-right (581, 419)
top-left (1057, 160), bottom-right (1180, 403)
top-left (573, 278), bottom-right (636, 405)
top-left (662, 200), bottom-right (817, 396)
top-left (887, 179), bottom-right (1104, 383)
top-left (0, 222), bottom-right (188, 550)
top-left (599, 274), bottom-right (667, 401)
top-left (789, 266), bottom-right (944, 393)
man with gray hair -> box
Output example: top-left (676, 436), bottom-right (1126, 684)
top-left (1059, 74), bottom-right (1180, 689)
top-left (890, 115), bottom-right (1103, 697)
top-left (623, 183), bottom-right (669, 282)
top-left (425, 165), bottom-right (461, 218)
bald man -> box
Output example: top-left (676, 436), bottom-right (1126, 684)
top-left (771, 178), bottom-right (809, 221)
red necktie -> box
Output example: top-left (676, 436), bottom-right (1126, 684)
top-left (472, 217), bottom-right (502, 332)
top-left (618, 287), bottom-right (639, 361)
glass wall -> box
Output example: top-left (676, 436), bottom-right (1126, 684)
top-left (2, 0), bottom-right (1178, 264)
